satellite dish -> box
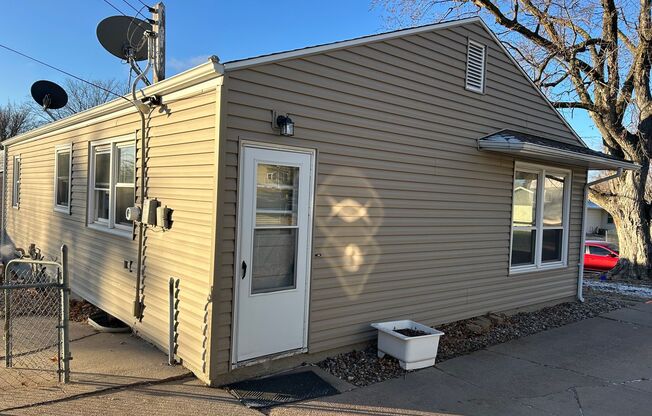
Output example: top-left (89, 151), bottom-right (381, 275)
top-left (31, 80), bottom-right (68, 110)
top-left (97, 15), bottom-right (152, 61)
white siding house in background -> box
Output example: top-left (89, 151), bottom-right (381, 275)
top-left (585, 201), bottom-right (615, 236)
top-left (1, 17), bottom-right (638, 385)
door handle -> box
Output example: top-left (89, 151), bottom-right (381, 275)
top-left (241, 260), bottom-right (247, 280)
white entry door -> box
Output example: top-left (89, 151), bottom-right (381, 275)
top-left (235, 145), bottom-right (314, 363)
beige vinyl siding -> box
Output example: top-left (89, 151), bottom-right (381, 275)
top-left (4, 85), bottom-right (219, 381)
top-left (212, 21), bottom-right (584, 376)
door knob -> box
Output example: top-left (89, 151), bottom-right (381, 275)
top-left (241, 260), bottom-right (247, 279)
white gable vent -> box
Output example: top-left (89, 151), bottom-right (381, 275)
top-left (465, 40), bottom-right (486, 93)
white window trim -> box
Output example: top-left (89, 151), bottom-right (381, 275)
top-left (88, 136), bottom-right (135, 238)
top-left (12, 155), bottom-right (20, 209)
top-left (509, 162), bottom-right (572, 275)
top-left (54, 144), bottom-right (73, 214)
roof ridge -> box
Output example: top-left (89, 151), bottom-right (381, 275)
top-left (223, 17), bottom-right (482, 70)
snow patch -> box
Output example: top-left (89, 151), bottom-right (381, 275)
top-left (584, 279), bottom-right (652, 299)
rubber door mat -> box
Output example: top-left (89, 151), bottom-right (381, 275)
top-left (226, 370), bottom-right (339, 408)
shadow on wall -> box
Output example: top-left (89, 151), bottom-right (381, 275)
top-left (316, 167), bottom-right (383, 300)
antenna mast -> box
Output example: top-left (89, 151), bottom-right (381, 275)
top-left (152, 2), bottom-right (165, 82)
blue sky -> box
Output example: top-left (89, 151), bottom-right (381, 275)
top-left (0, 1), bottom-right (600, 148)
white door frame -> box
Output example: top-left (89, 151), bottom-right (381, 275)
top-left (231, 140), bottom-right (316, 367)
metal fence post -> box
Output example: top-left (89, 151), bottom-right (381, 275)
top-left (60, 245), bottom-right (70, 383)
top-left (3, 264), bottom-right (11, 368)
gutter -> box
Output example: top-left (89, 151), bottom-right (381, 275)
top-left (478, 141), bottom-right (640, 171)
top-left (577, 168), bottom-right (624, 302)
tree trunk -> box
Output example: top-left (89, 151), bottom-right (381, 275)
top-left (594, 169), bottom-right (652, 280)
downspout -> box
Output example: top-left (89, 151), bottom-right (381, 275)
top-left (578, 168), bottom-right (623, 301)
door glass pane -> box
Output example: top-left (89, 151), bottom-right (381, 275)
top-left (543, 175), bottom-right (565, 226)
top-left (117, 145), bottom-right (135, 183)
top-left (56, 152), bottom-right (70, 206)
top-left (252, 228), bottom-right (297, 294)
top-left (115, 186), bottom-right (134, 226)
top-left (94, 151), bottom-right (110, 189)
top-left (256, 164), bottom-right (299, 226)
top-left (511, 229), bottom-right (536, 266)
top-left (513, 171), bottom-right (538, 226)
top-left (542, 229), bottom-right (563, 262)
top-left (94, 190), bottom-right (110, 221)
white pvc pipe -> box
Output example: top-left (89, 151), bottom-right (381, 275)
top-left (578, 168), bottom-right (623, 301)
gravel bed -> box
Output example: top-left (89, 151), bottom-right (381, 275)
top-left (317, 294), bottom-right (632, 387)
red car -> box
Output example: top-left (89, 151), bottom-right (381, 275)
top-left (584, 241), bottom-right (619, 271)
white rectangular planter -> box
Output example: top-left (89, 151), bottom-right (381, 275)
top-left (371, 320), bottom-right (444, 370)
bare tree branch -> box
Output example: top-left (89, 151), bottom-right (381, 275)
top-left (0, 103), bottom-right (34, 141)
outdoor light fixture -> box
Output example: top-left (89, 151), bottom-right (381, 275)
top-left (276, 115), bottom-right (295, 136)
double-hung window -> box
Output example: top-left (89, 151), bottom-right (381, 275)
top-left (54, 145), bottom-right (72, 213)
top-left (510, 163), bottom-right (570, 272)
top-left (88, 138), bottom-right (135, 235)
top-left (12, 155), bottom-right (20, 208)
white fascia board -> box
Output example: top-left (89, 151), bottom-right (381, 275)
top-left (478, 141), bottom-right (640, 171)
top-left (224, 17), bottom-right (483, 71)
top-left (4, 59), bottom-right (224, 147)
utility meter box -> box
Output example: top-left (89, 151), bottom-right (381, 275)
top-left (142, 198), bottom-right (159, 226)
top-left (125, 206), bottom-right (141, 222)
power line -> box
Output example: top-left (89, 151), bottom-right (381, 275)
top-left (101, 0), bottom-right (126, 15)
top-left (135, 0), bottom-right (151, 9)
top-left (121, 0), bottom-right (149, 19)
top-left (0, 43), bottom-right (128, 102)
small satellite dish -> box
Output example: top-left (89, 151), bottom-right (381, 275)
top-left (97, 15), bottom-right (152, 61)
top-left (31, 80), bottom-right (68, 110)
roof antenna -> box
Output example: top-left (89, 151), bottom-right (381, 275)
top-left (30, 80), bottom-right (68, 121)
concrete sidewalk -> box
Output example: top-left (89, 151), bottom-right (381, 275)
top-left (4, 303), bottom-right (652, 415)
top-left (0, 322), bottom-right (190, 413)
top-left (269, 302), bottom-right (652, 416)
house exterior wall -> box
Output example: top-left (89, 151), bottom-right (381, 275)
top-left (211, 21), bottom-right (587, 379)
top-left (586, 209), bottom-right (604, 234)
top-left (3, 75), bottom-right (222, 382)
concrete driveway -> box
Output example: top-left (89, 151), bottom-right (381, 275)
top-left (4, 302), bottom-right (652, 415)
top-left (269, 302), bottom-right (652, 416)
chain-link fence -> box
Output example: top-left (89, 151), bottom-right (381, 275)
top-left (0, 245), bottom-right (69, 390)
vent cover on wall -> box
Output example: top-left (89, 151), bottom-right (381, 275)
top-left (465, 40), bottom-right (486, 93)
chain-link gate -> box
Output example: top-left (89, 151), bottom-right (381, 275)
top-left (0, 245), bottom-right (69, 389)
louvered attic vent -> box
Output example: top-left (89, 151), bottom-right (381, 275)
top-left (465, 40), bottom-right (486, 93)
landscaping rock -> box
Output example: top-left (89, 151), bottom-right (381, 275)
top-left (465, 322), bottom-right (485, 335)
top-left (487, 312), bottom-right (507, 325)
top-left (473, 316), bottom-right (493, 330)
top-left (317, 294), bottom-right (632, 387)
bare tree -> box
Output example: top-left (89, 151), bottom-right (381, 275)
top-left (28, 78), bottom-right (128, 124)
top-left (377, 0), bottom-right (652, 279)
top-left (0, 103), bottom-right (34, 141)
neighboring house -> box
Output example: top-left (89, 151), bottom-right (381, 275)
top-left (1, 17), bottom-right (637, 385)
top-left (586, 201), bottom-right (615, 235)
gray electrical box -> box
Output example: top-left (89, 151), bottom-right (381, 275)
top-left (142, 198), bottom-right (159, 226)
top-left (157, 205), bottom-right (171, 229)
